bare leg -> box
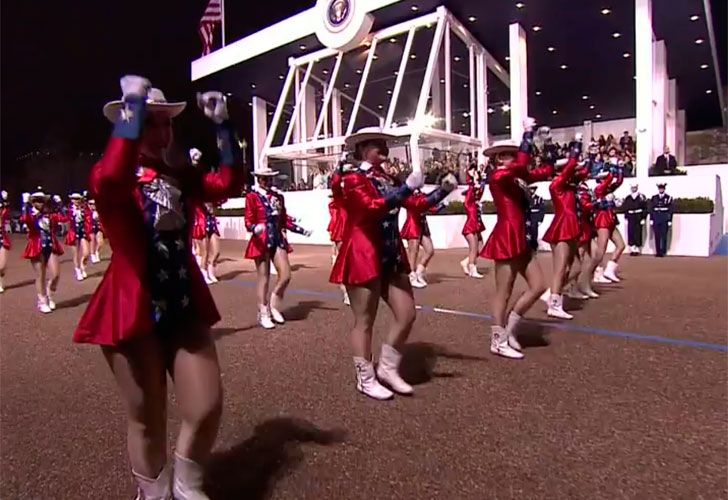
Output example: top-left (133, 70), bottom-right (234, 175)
top-left (208, 234), bottom-right (220, 266)
top-left (610, 229), bottom-right (626, 262)
top-left (467, 234), bottom-right (479, 265)
top-left (406, 239), bottom-right (420, 272)
top-left (169, 328), bottom-right (223, 462)
top-left (271, 248), bottom-right (292, 300)
top-left (382, 273), bottom-right (417, 347)
top-left (31, 258), bottom-right (46, 297)
top-left (492, 259), bottom-right (519, 327)
top-left (418, 236), bottom-right (435, 268)
top-left (80, 239), bottom-right (90, 274)
top-left (254, 256), bottom-right (271, 307)
top-left (102, 335), bottom-right (168, 479)
top-left (90, 235), bottom-right (98, 260)
top-left (345, 280), bottom-right (381, 359)
top-left (197, 239), bottom-right (208, 273)
top-left (512, 254), bottom-right (547, 317)
top-left (550, 241), bottom-right (576, 295)
top-left (587, 229), bottom-right (611, 277)
top-left (47, 253), bottom-right (60, 291)
top-left (0, 247), bottom-right (7, 290)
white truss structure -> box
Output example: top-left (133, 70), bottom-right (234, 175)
top-left (258, 6), bottom-right (510, 176)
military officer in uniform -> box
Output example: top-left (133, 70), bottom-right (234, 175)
top-left (622, 183), bottom-right (648, 255)
top-left (650, 183), bottom-right (673, 257)
top-left (527, 185), bottom-right (545, 251)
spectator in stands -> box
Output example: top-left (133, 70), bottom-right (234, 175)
top-left (622, 152), bottom-right (635, 177)
top-left (653, 146), bottom-right (678, 175)
top-left (598, 134), bottom-right (606, 148)
top-left (590, 152), bottom-right (605, 177)
top-left (312, 166), bottom-right (329, 190)
top-left (297, 178), bottom-right (307, 191)
top-left (619, 131), bottom-right (634, 153)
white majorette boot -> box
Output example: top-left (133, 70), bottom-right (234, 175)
top-left (172, 453), bottom-right (209, 500)
top-left (460, 257), bottom-right (470, 276)
top-left (415, 264), bottom-right (428, 287)
top-left (0, 275), bottom-right (4, 293)
top-left (201, 269), bottom-right (214, 285)
top-left (565, 283), bottom-right (589, 300)
top-left (133, 464), bottom-right (172, 500)
top-left (376, 344), bottom-right (413, 395)
top-left (353, 357), bottom-right (393, 400)
top-left (37, 294), bottom-right (52, 314)
top-left (207, 264), bottom-right (218, 283)
top-left (547, 294), bottom-right (574, 320)
top-left (490, 325), bottom-right (524, 359)
top-left (341, 286), bottom-right (350, 306)
top-left (269, 293), bottom-right (285, 324)
top-left (46, 283), bottom-right (56, 311)
top-left (505, 311), bottom-right (523, 351)
top-left (593, 266), bottom-right (611, 284)
top-left (539, 288), bottom-right (551, 305)
top-left (409, 272), bottom-right (426, 289)
top-left (468, 264), bottom-right (484, 278)
top-left (603, 260), bottom-right (620, 282)
top-left (577, 282), bottom-right (600, 299)
top-left (258, 305), bottom-right (275, 329)
top-left (81, 266), bottom-right (88, 279)
top-left (74, 267), bottom-right (84, 282)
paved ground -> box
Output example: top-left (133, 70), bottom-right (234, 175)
top-left (1, 236), bottom-right (727, 499)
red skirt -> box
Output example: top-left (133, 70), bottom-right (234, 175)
top-left (542, 213), bottom-right (581, 244)
top-left (462, 214), bottom-right (485, 236)
top-left (23, 239), bottom-right (64, 259)
top-left (191, 221), bottom-right (207, 240)
top-left (400, 218), bottom-right (422, 240)
top-left (594, 210), bottom-right (617, 231)
top-left (244, 230), bottom-right (292, 260)
top-left (328, 216), bottom-right (345, 243)
top-left (481, 219), bottom-right (528, 261)
top-left (579, 219), bottom-right (595, 245)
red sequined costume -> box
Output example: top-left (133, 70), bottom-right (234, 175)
top-left (593, 167), bottom-right (624, 231)
top-left (22, 203), bottom-right (66, 259)
top-left (461, 175), bottom-right (486, 238)
top-left (65, 203), bottom-right (93, 245)
top-left (0, 206), bottom-right (11, 250)
top-left (244, 186), bottom-right (307, 260)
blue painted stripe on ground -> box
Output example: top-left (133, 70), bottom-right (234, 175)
top-left (223, 279), bottom-right (728, 353)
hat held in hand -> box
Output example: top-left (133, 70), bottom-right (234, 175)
top-left (103, 87), bottom-right (186, 122)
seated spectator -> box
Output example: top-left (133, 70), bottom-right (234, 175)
top-left (297, 179), bottom-right (308, 191)
top-left (590, 152), bottom-right (605, 177)
top-left (619, 131), bottom-right (634, 153)
top-left (653, 146), bottom-right (678, 175)
top-left (622, 152), bottom-right (635, 177)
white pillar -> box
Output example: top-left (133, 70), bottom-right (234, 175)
top-left (583, 120), bottom-right (594, 143)
top-left (252, 96), bottom-right (267, 170)
top-left (508, 23), bottom-right (527, 142)
top-left (676, 109), bottom-right (686, 166)
top-left (666, 78), bottom-right (677, 157)
top-left (635, 0), bottom-right (654, 178)
top-left (652, 39), bottom-right (667, 161)
top-left (299, 83), bottom-right (317, 183)
top-left (431, 60), bottom-right (444, 124)
top-left (476, 52), bottom-right (488, 164)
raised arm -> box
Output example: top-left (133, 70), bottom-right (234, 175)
top-left (343, 170), bottom-right (423, 218)
top-left (89, 77), bottom-right (151, 206)
top-left (403, 174), bottom-right (457, 212)
top-left (594, 172), bottom-right (614, 198)
top-left (199, 119), bottom-right (243, 202)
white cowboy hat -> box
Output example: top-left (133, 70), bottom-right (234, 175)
top-left (483, 140), bottom-right (519, 157)
top-left (69, 192), bottom-right (83, 199)
top-left (30, 188), bottom-right (49, 200)
top-left (253, 166), bottom-right (280, 177)
top-left (103, 87), bottom-right (186, 122)
top-left (189, 148), bottom-right (202, 160)
top-left (344, 127), bottom-right (395, 149)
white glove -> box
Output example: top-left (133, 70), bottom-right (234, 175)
top-left (596, 171), bottom-right (610, 179)
top-left (650, 220), bottom-right (654, 226)
top-left (0, 190), bottom-right (7, 201)
top-left (575, 132), bottom-right (583, 142)
top-left (21, 192), bottom-right (30, 203)
top-left (668, 222), bottom-right (672, 227)
top-left (303, 229), bottom-right (313, 237)
top-left (440, 173), bottom-right (458, 193)
top-left (52, 195), bottom-right (62, 204)
top-left (405, 170), bottom-right (424, 191)
top-left (555, 158), bottom-right (569, 168)
top-left (197, 91), bottom-right (229, 124)
top-left (640, 219), bottom-right (645, 226)
top-left (119, 75), bottom-right (151, 100)
top-left (523, 117), bottom-right (536, 131)
top-left (253, 223), bottom-right (265, 235)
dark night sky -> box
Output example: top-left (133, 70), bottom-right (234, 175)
top-left (0, 0), bottom-right (312, 180)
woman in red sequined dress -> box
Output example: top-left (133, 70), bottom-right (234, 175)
top-left (74, 77), bottom-right (242, 499)
top-left (459, 166), bottom-right (487, 278)
top-left (480, 119), bottom-right (555, 360)
top-left (0, 190), bottom-right (10, 293)
top-left (330, 128), bottom-right (455, 400)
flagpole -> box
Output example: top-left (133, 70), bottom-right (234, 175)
top-left (221, 0), bottom-right (226, 47)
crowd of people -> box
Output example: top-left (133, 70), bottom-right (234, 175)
top-left (0, 75), bottom-right (679, 499)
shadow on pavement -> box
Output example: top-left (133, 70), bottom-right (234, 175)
top-left (284, 300), bottom-right (338, 321)
top-left (205, 417), bottom-right (346, 500)
top-left (399, 342), bottom-right (488, 385)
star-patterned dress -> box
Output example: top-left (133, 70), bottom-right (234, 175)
top-left (21, 205), bottom-right (66, 260)
top-left (244, 186), bottom-right (307, 259)
top-left (74, 95), bottom-right (242, 346)
top-left (330, 163), bottom-right (449, 286)
top-left (0, 206), bottom-right (10, 250)
top-left (65, 204), bottom-right (93, 245)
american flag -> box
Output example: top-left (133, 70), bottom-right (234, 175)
top-left (199, 0), bottom-right (222, 56)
